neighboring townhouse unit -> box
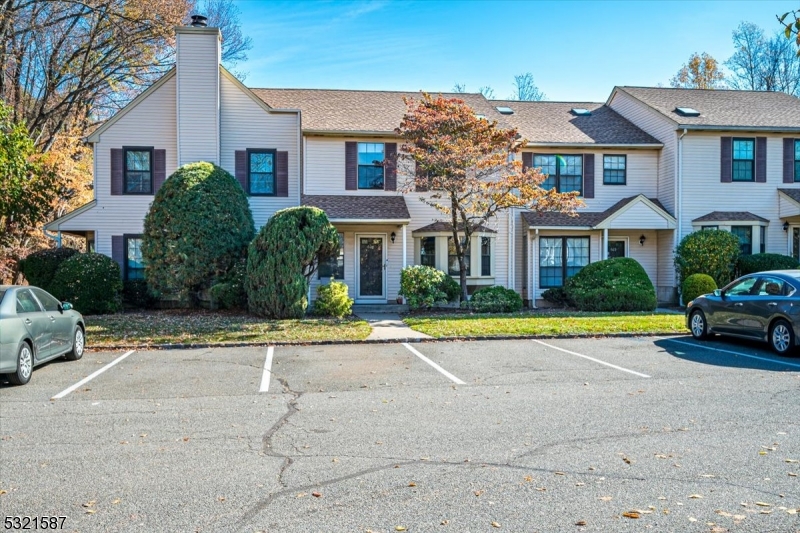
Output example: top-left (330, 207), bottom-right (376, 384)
top-left (44, 23), bottom-right (800, 308)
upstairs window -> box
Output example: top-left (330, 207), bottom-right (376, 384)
top-left (124, 148), bottom-right (153, 194)
top-left (248, 149), bottom-right (276, 195)
top-left (358, 143), bottom-right (385, 189)
top-left (731, 225), bottom-right (752, 255)
top-left (603, 155), bottom-right (626, 185)
top-left (795, 140), bottom-right (800, 182)
top-left (732, 139), bottom-right (754, 182)
top-left (534, 154), bottom-right (582, 194)
top-left (318, 232), bottom-right (344, 279)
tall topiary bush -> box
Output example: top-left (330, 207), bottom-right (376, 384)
top-left (737, 253), bottom-right (799, 276)
top-left (681, 273), bottom-right (717, 305)
top-left (565, 257), bottom-right (656, 312)
top-left (51, 253), bottom-right (122, 314)
top-left (142, 162), bottom-right (254, 304)
top-left (18, 247), bottom-right (79, 294)
top-left (675, 229), bottom-right (740, 288)
top-left (247, 207), bottom-right (339, 319)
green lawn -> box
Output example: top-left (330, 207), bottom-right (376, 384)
top-left (85, 310), bottom-right (372, 347)
top-left (404, 311), bottom-right (687, 338)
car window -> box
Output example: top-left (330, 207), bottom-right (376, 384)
top-left (16, 289), bottom-right (43, 313)
top-left (757, 277), bottom-right (789, 297)
top-left (31, 288), bottom-right (61, 312)
top-left (0, 290), bottom-right (5, 304)
top-left (726, 277), bottom-right (758, 296)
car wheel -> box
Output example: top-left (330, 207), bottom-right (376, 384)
top-left (769, 319), bottom-right (794, 356)
top-left (65, 327), bottom-right (85, 361)
top-left (9, 342), bottom-right (33, 386)
top-left (689, 309), bottom-right (709, 340)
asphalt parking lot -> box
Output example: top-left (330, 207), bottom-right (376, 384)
top-left (1, 336), bottom-right (799, 532)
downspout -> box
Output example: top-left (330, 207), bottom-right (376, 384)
top-left (507, 211), bottom-right (513, 289)
top-left (42, 228), bottom-right (62, 248)
top-left (531, 228), bottom-right (538, 309)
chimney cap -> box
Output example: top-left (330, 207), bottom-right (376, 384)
top-left (190, 14), bottom-right (208, 27)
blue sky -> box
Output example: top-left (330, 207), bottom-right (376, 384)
top-left (233, 0), bottom-right (795, 102)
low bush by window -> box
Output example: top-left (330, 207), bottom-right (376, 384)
top-left (737, 253), bottom-right (799, 276)
top-left (52, 253), bottom-right (122, 314)
top-left (399, 265), bottom-right (447, 309)
top-left (681, 274), bottom-right (717, 305)
top-left (469, 286), bottom-right (523, 313)
top-left (19, 247), bottom-right (80, 295)
top-left (439, 274), bottom-right (462, 303)
top-left (675, 229), bottom-right (740, 288)
top-left (565, 257), bottom-right (656, 312)
top-left (314, 280), bottom-right (353, 318)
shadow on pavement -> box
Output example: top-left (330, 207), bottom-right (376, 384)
top-left (654, 335), bottom-right (800, 372)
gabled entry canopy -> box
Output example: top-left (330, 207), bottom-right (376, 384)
top-left (522, 194), bottom-right (676, 230)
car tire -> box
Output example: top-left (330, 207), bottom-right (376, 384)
top-left (689, 309), bottom-right (709, 340)
top-left (9, 342), bottom-right (33, 386)
top-left (769, 319), bottom-right (794, 356)
top-left (65, 326), bottom-right (85, 361)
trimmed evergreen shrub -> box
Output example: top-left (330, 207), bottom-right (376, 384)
top-left (247, 207), bottom-right (339, 319)
top-left (737, 253), bottom-right (799, 276)
top-left (209, 259), bottom-right (247, 310)
top-left (142, 162), bottom-right (254, 304)
top-left (19, 247), bottom-right (79, 294)
top-left (314, 280), bottom-right (353, 318)
top-left (52, 253), bottom-right (122, 314)
top-left (681, 273), bottom-right (717, 305)
top-left (565, 257), bottom-right (656, 312)
top-left (122, 279), bottom-right (157, 309)
top-left (675, 229), bottom-right (740, 288)
top-left (469, 285), bottom-right (523, 313)
top-left (399, 265), bottom-right (447, 309)
top-left (542, 287), bottom-right (572, 307)
top-left (439, 273), bottom-right (462, 302)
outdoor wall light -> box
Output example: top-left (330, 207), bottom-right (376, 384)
top-left (784, 221), bottom-right (790, 232)
top-left (390, 232), bottom-right (396, 243)
top-left (639, 235), bottom-right (646, 246)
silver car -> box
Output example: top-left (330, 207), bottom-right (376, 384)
top-left (0, 286), bottom-right (85, 385)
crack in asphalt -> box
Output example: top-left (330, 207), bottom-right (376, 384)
top-left (260, 377), bottom-right (302, 490)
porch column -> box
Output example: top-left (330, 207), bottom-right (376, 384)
top-left (402, 225), bottom-right (407, 269)
top-left (602, 228), bottom-right (608, 260)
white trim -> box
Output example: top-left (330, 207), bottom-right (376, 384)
top-left (593, 195), bottom-right (677, 229)
top-left (402, 225), bottom-right (407, 270)
top-left (355, 233), bottom-right (387, 300)
top-left (602, 228), bottom-right (608, 260)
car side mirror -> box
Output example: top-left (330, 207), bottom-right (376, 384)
top-left (60, 302), bottom-right (73, 312)
top-left (713, 289), bottom-right (723, 298)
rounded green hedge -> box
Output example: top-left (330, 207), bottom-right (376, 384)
top-left (681, 273), bottom-right (717, 304)
top-left (314, 280), bottom-right (353, 318)
top-left (142, 162), bottom-right (254, 304)
top-left (439, 273), bottom-right (462, 303)
top-left (51, 253), bottom-right (122, 314)
top-left (737, 253), bottom-right (799, 276)
top-left (469, 285), bottom-right (523, 313)
top-left (19, 247), bottom-right (80, 296)
top-left (675, 229), bottom-right (740, 288)
top-left (565, 257), bottom-right (656, 312)
top-left (399, 265), bottom-right (447, 309)
top-left (209, 258), bottom-right (247, 310)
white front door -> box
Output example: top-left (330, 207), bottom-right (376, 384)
top-left (356, 234), bottom-right (387, 300)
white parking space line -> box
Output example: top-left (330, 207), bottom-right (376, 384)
top-left (402, 343), bottom-right (466, 385)
top-left (531, 340), bottom-right (651, 378)
top-left (656, 337), bottom-right (800, 370)
top-left (51, 350), bottom-right (136, 400)
top-left (259, 346), bottom-right (275, 392)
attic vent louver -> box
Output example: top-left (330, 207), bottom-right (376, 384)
top-left (571, 108), bottom-right (591, 116)
top-left (190, 14), bottom-right (208, 27)
top-left (675, 107), bottom-right (700, 117)
top-left (495, 106), bottom-right (514, 115)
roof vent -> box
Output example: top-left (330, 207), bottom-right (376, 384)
top-left (190, 14), bottom-right (208, 27)
top-left (495, 106), bottom-right (514, 115)
top-left (571, 108), bottom-right (592, 116)
top-left (675, 107), bottom-right (700, 117)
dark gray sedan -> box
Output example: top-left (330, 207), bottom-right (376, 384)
top-left (0, 286), bottom-right (85, 385)
top-left (685, 270), bottom-right (800, 355)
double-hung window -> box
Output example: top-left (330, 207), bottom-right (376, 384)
top-left (481, 237), bottom-right (491, 276)
top-left (358, 143), bottom-right (385, 189)
top-left (124, 148), bottom-right (153, 194)
top-left (448, 237), bottom-right (470, 276)
top-left (420, 237), bottom-right (436, 268)
top-left (732, 139), bottom-right (755, 182)
top-left (318, 232), bottom-right (344, 279)
top-left (533, 155), bottom-right (582, 194)
top-left (124, 235), bottom-right (145, 280)
top-left (539, 237), bottom-right (590, 288)
top-left (731, 226), bottom-right (752, 255)
top-left (603, 155), bottom-right (626, 185)
top-left (248, 149), bottom-right (276, 195)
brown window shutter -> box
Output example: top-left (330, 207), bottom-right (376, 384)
top-left (720, 137), bottom-right (732, 183)
top-left (583, 154), bottom-right (595, 198)
top-left (784, 138), bottom-right (795, 183)
top-left (755, 137), bottom-right (767, 182)
top-left (415, 162), bottom-right (428, 192)
top-left (153, 149), bottom-right (166, 193)
top-left (235, 150), bottom-right (248, 193)
top-left (111, 235), bottom-right (124, 278)
top-left (111, 149), bottom-right (123, 195)
top-left (276, 151), bottom-right (289, 197)
top-left (384, 142), bottom-right (397, 191)
top-left (522, 152), bottom-right (532, 170)
top-left (345, 141), bottom-right (357, 190)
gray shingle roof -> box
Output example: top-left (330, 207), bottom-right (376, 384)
top-left (522, 196), bottom-right (671, 228)
top-left (692, 211), bottom-right (769, 223)
top-left (489, 101), bottom-right (661, 145)
top-left (251, 89), bottom-right (508, 133)
top-left (615, 87), bottom-right (800, 130)
top-left (411, 222), bottom-right (497, 234)
top-left (301, 195), bottom-right (410, 220)
top-left (779, 188), bottom-right (800, 203)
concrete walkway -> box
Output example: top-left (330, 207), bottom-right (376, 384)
top-left (356, 313), bottom-right (432, 341)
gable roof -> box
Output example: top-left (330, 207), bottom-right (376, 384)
top-left (692, 211), bottom-right (769, 223)
top-left (251, 89), bottom-right (508, 134)
top-left (301, 194), bottom-right (410, 222)
top-left (612, 86), bottom-right (800, 131)
top-left (521, 195), bottom-right (674, 229)
top-left (488, 101), bottom-right (661, 146)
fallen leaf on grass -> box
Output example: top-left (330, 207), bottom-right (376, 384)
top-left (621, 511), bottom-right (640, 519)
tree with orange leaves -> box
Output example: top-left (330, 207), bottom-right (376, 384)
top-left (395, 94), bottom-right (583, 302)
top-left (670, 52), bottom-right (725, 89)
